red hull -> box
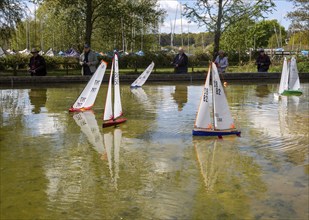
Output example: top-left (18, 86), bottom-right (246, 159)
top-left (103, 118), bottom-right (127, 128)
top-left (69, 106), bottom-right (92, 112)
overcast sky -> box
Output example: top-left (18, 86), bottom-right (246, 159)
top-left (158, 0), bottom-right (294, 33)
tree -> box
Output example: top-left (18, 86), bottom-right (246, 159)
top-left (253, 20), bottom-right (286, 49)
top-left (184, 0), bottom-right (275, 59)
top-left (0, 0), bottom-right (27, 46)
top-left (287, 0), bottom-right (309, 31)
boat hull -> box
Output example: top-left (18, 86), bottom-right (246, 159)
top-left (103, 118), bottom-right (127, 128)
top-left (281, 90), bottom-right (302, 96)
top-left (192, 128), bottom-right (241, 137)
top-left (69, 106), bottom-right (92, 112)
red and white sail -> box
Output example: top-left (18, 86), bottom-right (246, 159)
top-left (130, 62), bottom-right (154, 87)
top-left (114, 54), bottom-right (123, 119)
top-left (71, 61), bottom-right (107, 110)
top-left (103, 60), bottom-right (114, 120)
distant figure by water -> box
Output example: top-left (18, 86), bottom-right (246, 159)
top-left (79, 44), bottom-right (98, 75)
top-left (28, 48), bottom-right (47, 76)
top-left (256, 49), bottom-right (271, 72)
top-left (214, 50), bottom-right (228, 74)
top-left (172, 47), bottom-right (188, 74)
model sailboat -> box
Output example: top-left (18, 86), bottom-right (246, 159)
top-left (69, 60), bottom-right (107, 112)
top-left (130, 62), bottom-right (155, 88)
top-left (278, 57), bottom-right (302, 96)
top-left (103, 53), bottom-right (127, 128)
top-left (192, 63), bottom-right (241, 137)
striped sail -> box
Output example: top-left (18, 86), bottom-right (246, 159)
top-left (278, 57), bottom-right (289, 94)
top-left (103, 60), bottom-right (114, 120)
top-left (289, 57), bottom-right (301, 90)
top-left (131, 62), bottom-right (155, 87)
top-left (194, 66), bottom-right (212, 129)
top-left (212, 63), bottom-right (235, 130)
top-left (72, 61), bottom-right (107, 109)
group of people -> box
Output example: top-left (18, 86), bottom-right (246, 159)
top-left (28, 44), bottom-right (271, 76)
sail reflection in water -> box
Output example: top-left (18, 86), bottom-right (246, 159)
top-left (73, 112), bottom-right (105, 156)
top-left (104, 129), bottom-right (122, 189)
top-left (194, 140), bottom-right (218, 191)
top-left (73, 112), bottom-right (123, 189)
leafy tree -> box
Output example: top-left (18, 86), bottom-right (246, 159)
top-left (287, 31), bottom-right (309, 50)
top-left (287, 0), bottom-right (309, 31)
top-left (0, 0), bottom-right (27, 46)
top-left (184, 0), bottom-right (275, 58)
top-left (253, 20), bottom-right (286, 49)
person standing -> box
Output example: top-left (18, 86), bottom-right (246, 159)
top-left (79, 44), bottom-right (98, 75)
top-left (28, 48), bottom-right (47, 76)
top-left (256, 49), bottom-right (271, 72)
top-left (214, 50), bottom-right (228, 74)
top-left (172, 47), bottom-right (188, 74)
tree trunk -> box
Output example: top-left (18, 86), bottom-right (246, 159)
top-left (212, 0), bottom-right (223, 60)
top-left (85, 0), bottom-right (93, 45)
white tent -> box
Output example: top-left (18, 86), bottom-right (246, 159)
top-left (18, 48), bottom-right (31, 55)
top-left (6, 49), bottom-right (16, 55)
top-left (45, 48), bottom-right (55, 57)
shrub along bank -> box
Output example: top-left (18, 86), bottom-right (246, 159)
top-left (0, 52), bottom-right (308, 75)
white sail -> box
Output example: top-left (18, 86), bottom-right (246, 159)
top-left (131, 62), bottom-right (155, 87)
top-left (278, 57), bottom-right (289, 94)
top-left (114, 54), bottom-right (123, 119)
top-left (194, 67), bottom-right (212, 129)
top-left (72, 61), bottom-right (107, 109)
top-left (212, 63), bottom-right (235, 130)
top-left (103, 60), bottom-right (114, 120)
top-left (73, 112), bottom-right (104, 154)
top-left (289, 57), bottom-right (301, 90)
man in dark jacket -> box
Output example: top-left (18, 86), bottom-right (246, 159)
top-left (256, 49), bottom-right (271, 72)
top-left (172, 47), bottom-right (188, 74)
top-left (28, 48), bottom-right (47, 76)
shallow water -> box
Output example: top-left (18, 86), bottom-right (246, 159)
top-left (0, 82), bottom-right (308, 219)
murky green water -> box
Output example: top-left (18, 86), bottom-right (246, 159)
top-left (1, 82), bottom-right (308, 219)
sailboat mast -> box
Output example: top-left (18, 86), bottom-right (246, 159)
top-left (211, 63), bottom-right (216, 129)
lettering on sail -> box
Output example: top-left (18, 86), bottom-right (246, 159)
top-left (76, 114), bottom-right (83, 120)
top-left (215, 113), bottom-right (222, 122)
top-left (80, 97), bottom-right (86, 102)
top-left (203, 88), bottom-right (208, 102)
top-left (214, 80), bottom-right (221, 95)
top-left (94, 80), bottom-right (101, 85)
top-left (114, 76), bottom-right (119, 85)
top-left (91, 87), bottom-right (97, 92)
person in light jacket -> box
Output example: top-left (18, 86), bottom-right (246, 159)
top-left (79, 44), bottom-right (98, 75)
top-left (214, 50), bottom-right (228, 74)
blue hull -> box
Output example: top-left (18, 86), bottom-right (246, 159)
top-left (192, 129), bottom-right (241, 137)
top-left (130, 86), bottom-right (142, 88)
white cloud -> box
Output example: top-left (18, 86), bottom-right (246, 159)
top-left (158, 0), bottom-right (201, 33)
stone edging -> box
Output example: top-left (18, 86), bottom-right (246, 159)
top-left (0, 72), bottom-right (308, 85)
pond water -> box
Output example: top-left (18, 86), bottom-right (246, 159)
top-left (0, 82), bottom-right (308, 219)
